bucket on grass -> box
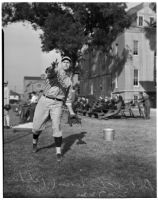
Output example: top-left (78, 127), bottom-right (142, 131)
top-left (103, 128), bottom-right (115, 141)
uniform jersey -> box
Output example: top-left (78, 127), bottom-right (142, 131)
top-left (43, 67), bottom-right (73, 104)
top-left (4, 86), bottom-right (10, 106)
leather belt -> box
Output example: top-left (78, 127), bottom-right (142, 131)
top-left (43, 94), bottom-right (63, 102)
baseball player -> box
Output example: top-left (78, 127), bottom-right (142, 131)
top-left (4, 80), bottom-right (10, 128)
top-left (139, 92), bottom-right (151, 119)
top-left (32, 56), bottom-right (76, 161)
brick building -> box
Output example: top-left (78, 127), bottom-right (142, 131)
top-left (79, 3), bottom-right (156, 107)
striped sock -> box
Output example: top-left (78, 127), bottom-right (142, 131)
top-left (33, 134), bottom-right (39, 144)
top-left (56, 147), bottom-right (61, 154)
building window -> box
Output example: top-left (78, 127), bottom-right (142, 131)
top-left (133, 69), bottom-right (139, 86)
top-left (90, 83), bottom-right (93, 95)
top-left (138, 16), bottom-right (143, 26)
top-left (133, 40), bottom-right (138, 55)
top-left (150, 17), bottom-right (154, 25)
top-left (115, 43), bottom-right (118, 56)
top-left (115, 72), bottom-right (118, 88)
top-left (154, 51), bottom-right (156, 86)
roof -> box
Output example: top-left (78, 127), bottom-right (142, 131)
top-left (127, 3), bottom-right (155, 15)
top-left (127, 3), bottom-right (144, 15)
top-left (24, 76), bottom-right (42, 80)
top-left (139, 81), bottom-right (156, 92)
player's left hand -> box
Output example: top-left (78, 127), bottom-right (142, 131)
top-left (68, 114), bottom-right (82, 127)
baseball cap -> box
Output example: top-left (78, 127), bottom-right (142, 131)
top-left (61, 56), bottom-right (72, 63)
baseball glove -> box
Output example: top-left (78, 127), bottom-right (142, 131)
top-left (45, 60), bottom-right (59, 79)
top-left (68, 114), bottom-right (82, 127)
top-left (4, 104), bottom-right (11, 111)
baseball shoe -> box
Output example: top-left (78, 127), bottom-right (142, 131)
top-left (33, 143), bottom-right (38, 153)
top-left (56, 153), bottom-right (62, 162)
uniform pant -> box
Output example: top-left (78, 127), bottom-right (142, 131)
top-left (4, 109), bottom-right (10, 126)
top-left (32, 95), bottom-right (63, 137)
top-left (144, 101), bottom-right (150, 119)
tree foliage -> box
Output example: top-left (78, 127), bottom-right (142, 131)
top-left (2, 2), bottom-right (131, 68)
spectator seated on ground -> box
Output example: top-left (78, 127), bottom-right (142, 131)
top-left (72, 97), bottom-right (81, 112)
top-left (87, 97), bottom-right (105, 116)
top-left (73, 97), bottom-right (83, 113)
top-left (79, 97), bottom-right (89, 114)
top-left (74, 96), bottom-right (91, 114)
top-left (101, 97), bottom-right (111, 113)
top-left (102, 95), bottom-right (124, 119)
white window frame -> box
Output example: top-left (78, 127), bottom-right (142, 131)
top-left (138, 15), bottom-right (144, 27)
top-left (114, 43), bottom-right (118, 56)
top-left (154, 51), bottom-right (156, 86)
top-left (133, 40), bottom-right (138, 55)
top-left (90, 83), bottom-right (93, 95)
top-left (115, 72), bottom-right (118, 89)
top-left (133, 69), bottom-right (139, 87)
top-left (150, 16), bottom-right (155, 25)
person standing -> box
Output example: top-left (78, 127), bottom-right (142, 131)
top-left (139, 92), bottom-right (151, 119)
top-left (32, 56), bottom-right (76, 161)
top-left (27, 91), bottom-right (39, 122)
top-left (4, 80), bottom-right (10, 128)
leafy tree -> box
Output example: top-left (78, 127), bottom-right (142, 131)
top-left (2, 2), bottom-right (131, 71)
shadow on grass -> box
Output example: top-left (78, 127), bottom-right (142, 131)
top-left (101, 115), bottom-right (145, 120)
top-left (4, 131), bottom-right (32, 144)
top-left (62, 131), bottom-right (87, 156)
top-left (37, 132), bottom-right (87, 155)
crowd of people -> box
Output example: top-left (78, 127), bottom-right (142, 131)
top-left (73, 94), bottom-right (125, 116)
top-left (72, 92), bottom-right (150, 119)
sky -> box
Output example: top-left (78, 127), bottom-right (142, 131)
top-left (4, 22), bottom-right (61, 93)
top-left (3, 2), bottom-right (140, 94)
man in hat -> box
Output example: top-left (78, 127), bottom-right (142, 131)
top-left (4, 80), bottom-right (10, 128)
top-left (139, 91), bottom-right (151, 119)
top-left (32, 56), bottom-right (76, 161)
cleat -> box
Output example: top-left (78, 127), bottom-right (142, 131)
top-left (56, 153), bottom-right (62, 162)
top-left (33, 143), bottom-right (38, 153)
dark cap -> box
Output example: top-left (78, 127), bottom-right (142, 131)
top-left (61, 56), bottom-right (72, 63)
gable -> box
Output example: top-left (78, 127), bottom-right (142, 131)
top-left (137, 6), bottom-right (156, 17)
top-left (128, 3), bottom-right (156, 27)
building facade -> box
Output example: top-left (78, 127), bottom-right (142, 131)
top-left (79, 3), bottom-right (156, 107)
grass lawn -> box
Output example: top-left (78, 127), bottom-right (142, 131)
top-left (3, 109), bottom-right (156, 198)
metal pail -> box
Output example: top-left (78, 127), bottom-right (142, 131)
top-left (103, 128), bottom-right (115, 141)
